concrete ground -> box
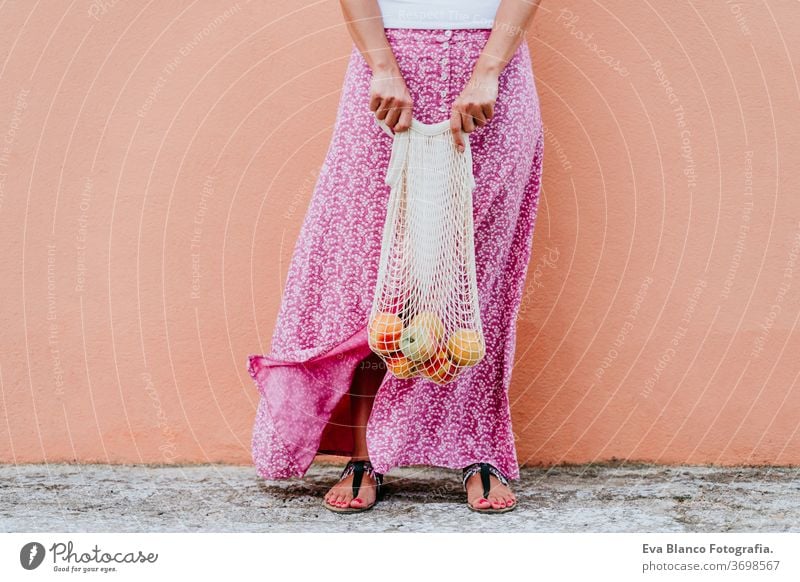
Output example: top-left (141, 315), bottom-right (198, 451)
top-left (1, 462), bottom-right (799, 532)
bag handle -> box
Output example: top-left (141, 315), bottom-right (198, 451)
top-left (374, 115), bottom-right (476, 190)
top-left (374, 116), bottom-right (396, 138)
top-left (373, 115), bottom-right (460, 138)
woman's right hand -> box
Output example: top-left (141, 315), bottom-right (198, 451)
top-left (369, 68), bottom-right (413, 133)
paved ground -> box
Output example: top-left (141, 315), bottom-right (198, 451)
top-left (1, 462), bottom-right (799, 532)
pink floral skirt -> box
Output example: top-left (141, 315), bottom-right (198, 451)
top-left (247, 28), bottom-right (543, 481)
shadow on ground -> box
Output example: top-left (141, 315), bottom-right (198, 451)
top-left (1, 463), bottom-right (798, 532)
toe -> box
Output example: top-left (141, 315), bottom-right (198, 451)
top-left (472, 497), bottom-right (491, 509)
top-left (489, 496), bottom-right (505, 509)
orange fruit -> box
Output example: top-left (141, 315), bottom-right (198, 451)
top-left (369, 312), bottom-right (403, 356)
top-left (446, 329), bottom-right (485, 367)
top-left (420, 349), bottom-right (459, 384)
top-left (386, 355), bottom-right (418, 379)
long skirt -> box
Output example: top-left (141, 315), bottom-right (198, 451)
top-left (247, 27), bottom-right (544, 481)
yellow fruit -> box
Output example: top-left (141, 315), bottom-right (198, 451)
top-left (446, 329), bottom-right (485, 367)
top-left (410, 312), bottom-right (445, 342)
top-left (369, 312), bottom-right (403, 356)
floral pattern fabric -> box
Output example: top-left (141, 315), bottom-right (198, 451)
top-left (247, 28), bottom-right (544, 481)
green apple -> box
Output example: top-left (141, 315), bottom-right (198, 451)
top-left (399, 324), bottom-right (437, 362)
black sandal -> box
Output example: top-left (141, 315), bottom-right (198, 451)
top-left (462, 462), bottom-right (516, 513)
top-left (324, 459), bottom-right (383, 514)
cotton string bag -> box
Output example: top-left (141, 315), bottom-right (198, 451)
top-left (367, 117), bottom-right (486, 385)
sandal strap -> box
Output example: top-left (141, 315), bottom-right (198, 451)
top-left (462, 462), bottom-right (509, 498)
top-left (339, 460), bottom-right (383, 499)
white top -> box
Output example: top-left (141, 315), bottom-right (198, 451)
top-left (377, 0), bottom-right (501, 29)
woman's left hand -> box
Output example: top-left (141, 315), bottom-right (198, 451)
top-left (450, 71), bottom-right (499, 153)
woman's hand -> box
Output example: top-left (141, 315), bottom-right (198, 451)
top-left (338, 1), bottom-right (411, 131)
top-left (369, 68), bottom-right (413, 133)
top-left (450, 71), bottom-right (499, 152)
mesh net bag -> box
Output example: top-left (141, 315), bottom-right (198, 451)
top-left (367, 117), bottom-right (485, 385)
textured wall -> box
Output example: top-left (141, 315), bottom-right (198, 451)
top-left (1, 1), bottom-right (798, 467)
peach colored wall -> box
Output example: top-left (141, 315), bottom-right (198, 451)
top-left (1, 1), bottom-right (798, 467)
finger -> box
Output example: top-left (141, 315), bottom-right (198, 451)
top-left (450, 110), bottom-right (465, 153)
top-left (461, 110), bottom-right (476, 133)
top-left (374, 98), bottom-right (391, 121)
top-left (482, 102), bottom-right (494, 121)
top-left (472, 107), bottom-right (487, 128)
top-left (395, 106), bottom-right (412, 132)
top-left (374, 107), bottom-right (387, 121)
top-left (369, 92), bottom-right (381, 113)
top-left (379, 98), bottom-right (397, 121)
top-left (384, 107), bottom-right (401, 130)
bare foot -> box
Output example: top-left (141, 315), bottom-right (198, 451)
top-left (324, 462), bottom-right (378, 510)
top-left (465, 472), bottom-right (516, 510)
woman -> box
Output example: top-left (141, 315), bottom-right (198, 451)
top-left (247, 0), bottom-right (544, 514)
